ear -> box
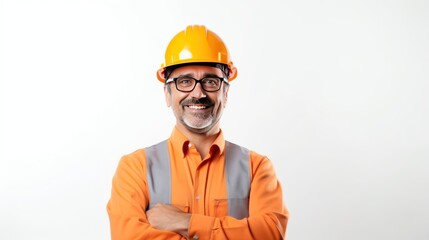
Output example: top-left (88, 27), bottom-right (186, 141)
top-left (228, 65), bottom-right (237, 81)
top-left (164, 85), bottom-right (172, 107)
top-left (157, 68), bottom-right (166, 82)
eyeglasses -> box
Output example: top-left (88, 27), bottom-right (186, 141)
top-left (165, 76), bottom-right (228, 92)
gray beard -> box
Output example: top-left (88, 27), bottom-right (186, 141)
top-left (183, 113), bottom-right (213, 130)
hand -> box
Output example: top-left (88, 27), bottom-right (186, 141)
top-left (146, 203), bottom-right (191, 238)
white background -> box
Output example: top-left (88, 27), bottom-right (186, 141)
top-left (1, 0), bottom-right (428, 239)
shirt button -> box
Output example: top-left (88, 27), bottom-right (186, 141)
top-left (193, 235), bottom-right (199, 239)
top-left (195, 195), bottom-right (200, 200)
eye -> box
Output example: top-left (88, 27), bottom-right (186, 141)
top-left (203, 78), bottom-right (220, 86)
top-left (177, 77), bottom-right (194, 86)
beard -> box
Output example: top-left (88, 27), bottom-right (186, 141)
top-left (175, 97), bottom-right (221, 133)
top-left (182, 112), bottom-right (214, 130)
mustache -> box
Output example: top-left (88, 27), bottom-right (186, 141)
top-left (181, 97), bottom-right (214, 106)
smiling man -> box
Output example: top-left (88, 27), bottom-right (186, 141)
top-left (107, 25), bottom-right (289, 240)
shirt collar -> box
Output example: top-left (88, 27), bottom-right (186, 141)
top-left (169, 126), bottom-right (226, 158)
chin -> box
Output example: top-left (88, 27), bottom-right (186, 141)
top-left (183, 120), bottom-right (214, 133)
top-left (186, 123), bottom-right (213, 133)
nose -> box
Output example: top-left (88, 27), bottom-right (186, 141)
top-left (189, 81), bottom-right (207, 98)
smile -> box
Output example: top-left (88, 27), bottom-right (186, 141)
top-left (187, 105), bottom-right (209, 110)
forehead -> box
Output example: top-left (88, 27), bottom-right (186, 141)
top-left (170, 65), bottom-right (223, 77)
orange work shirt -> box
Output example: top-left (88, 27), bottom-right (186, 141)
top-left (107, 127), bottom-right (289, 239)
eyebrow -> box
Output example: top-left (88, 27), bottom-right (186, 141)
top-left (176, 73), bottom-right (222, 78)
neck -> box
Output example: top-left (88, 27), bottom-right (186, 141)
top-left (176, 123), bottom-right (220, 158)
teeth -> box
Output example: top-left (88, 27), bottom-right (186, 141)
top-left (188, 105), bottom-right (207, 109)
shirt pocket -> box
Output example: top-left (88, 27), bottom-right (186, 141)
top-left (214, 199), bottom-right (228, 217)
top-left (214, 198), bottom-right (249, 219)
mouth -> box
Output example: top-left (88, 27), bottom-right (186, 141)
top-left (186, 104), bottom-right (210, 110)
top-left (182, 98), bottom-right (213, 111)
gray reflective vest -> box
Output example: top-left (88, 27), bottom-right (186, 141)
top-left (145, 140), bottom-right (250, 219)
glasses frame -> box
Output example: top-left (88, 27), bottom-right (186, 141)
top-left (165, 76), bottom-right (228, 93)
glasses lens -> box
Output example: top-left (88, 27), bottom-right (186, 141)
top-left (201, 77), bottom-right (221, 91)
top-left (176, 77), bottom-right (196, 91)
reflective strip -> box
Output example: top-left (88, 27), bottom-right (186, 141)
top-left (145, 140), bottom-right (171, 209)
top-left (225, 141), bottom-right (250, 219)
top-left (145, 140), bottom-right (250, 219)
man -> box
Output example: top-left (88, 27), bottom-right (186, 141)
top-left (107, 25), bottom-right (289, 239)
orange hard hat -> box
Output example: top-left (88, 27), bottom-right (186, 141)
top-left (156, 25), bottom-right (237, 82)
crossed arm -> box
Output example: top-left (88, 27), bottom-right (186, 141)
top-left (107, 153), bottom-right (289, 239)
top-left (146, 204), bottom-right (191, 238)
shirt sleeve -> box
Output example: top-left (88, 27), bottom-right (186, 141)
top-left (106, 152), bottom-right (185, 240)
top-left (187, 153), bottom-right (289, 240)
